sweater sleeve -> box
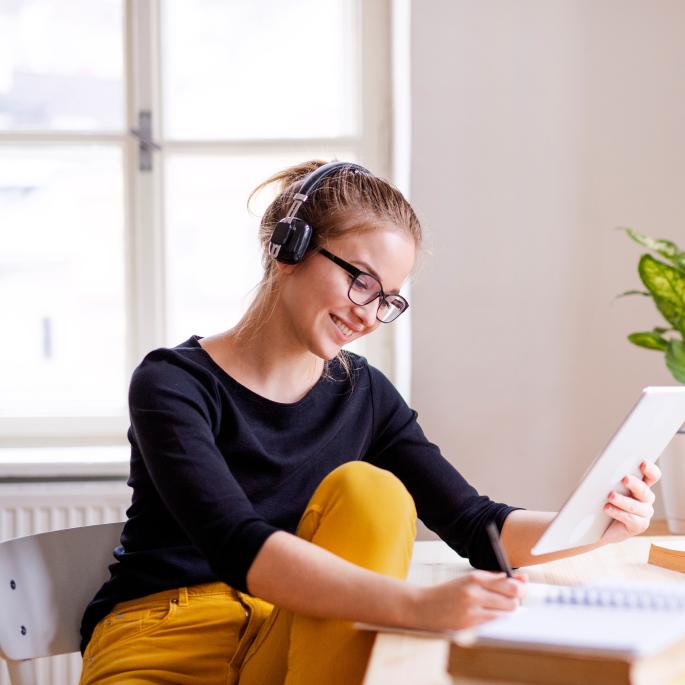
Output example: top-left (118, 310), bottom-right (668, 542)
top-left (364, 364), bottom-right (522, 570)
top-left (127, 356), bottom-right (278, 592)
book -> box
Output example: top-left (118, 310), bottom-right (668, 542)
top-left (648, 541), bottom-right (685, 574)
top-left (449, 636), bottom-right (685, 685)
top-left (448, 581), bottom-right (685, 685)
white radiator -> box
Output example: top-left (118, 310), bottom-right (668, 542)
top-left (0, 479), bottom-right (130, 685)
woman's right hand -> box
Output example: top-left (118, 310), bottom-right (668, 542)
top-left (413, 570), bottom-right (527, 632)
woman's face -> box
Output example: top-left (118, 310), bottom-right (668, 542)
top-left (277, 226), bottom-right (416, 361)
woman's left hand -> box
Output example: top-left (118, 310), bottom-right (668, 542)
top-left (600, 461), bottom-right (661, 544)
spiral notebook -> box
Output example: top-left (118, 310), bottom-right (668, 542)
top-left (476, 580), bottom-right (685, 658)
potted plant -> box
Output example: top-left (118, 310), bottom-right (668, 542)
top-left (619, 228), bottom-right (685, 532)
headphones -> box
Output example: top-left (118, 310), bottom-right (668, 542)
top-left (267, 161), bottom-right (371, 264)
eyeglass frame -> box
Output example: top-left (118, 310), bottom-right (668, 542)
top-left (317, 247), bottom-right (409, 323)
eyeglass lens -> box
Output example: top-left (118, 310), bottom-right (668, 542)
top-left (349, 274), bottom-right (406, 323)
top-left (377, 296), bottom-right (406, 322)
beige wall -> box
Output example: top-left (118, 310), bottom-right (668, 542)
top-left (409, 0), bottom-right (683, 522)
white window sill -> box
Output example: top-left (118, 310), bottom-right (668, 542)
top-left (0, 446), bottom-right (129, 479)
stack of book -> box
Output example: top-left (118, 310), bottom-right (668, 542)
top-left (448, 581), bottom-right (685, 685)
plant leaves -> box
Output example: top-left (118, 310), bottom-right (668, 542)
top-left (628, 331), bottom-right (668, 351)
top-left (624, 227), bottom-right (681, 257)
top-left (638, 254), bottom-right (685, 337)
top-left (623, 227), bottom-right (685, 271)
top-left (665, 340), bottom-right (685, 383)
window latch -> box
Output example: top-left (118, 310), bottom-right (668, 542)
top-left (129, 111), bottom-right (161, 172)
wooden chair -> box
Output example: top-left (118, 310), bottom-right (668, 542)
top-left (0, 522), bottom-right (124, 685)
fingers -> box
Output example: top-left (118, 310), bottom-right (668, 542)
top-left (603, 463), bottom-right (660, 538)
top-left (470, 570), bottom-right (524, 594)
top-left (606, 490), bottom-right (653, 517)
top-left (467, 571), bottom-right (525, 609)
top-left (478, 586), bottom-right (520, 611)
top-left (640, 460), bottom-right (661, 487)
top-left (621, 474), bottom-right (656, 503)
top-left (430, 571), bottom-right (525, 631)
top-left (604, 502), bottom-right (648, 535)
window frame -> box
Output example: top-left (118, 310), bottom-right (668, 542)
top-left (0, 0), bottom-right (397, 446)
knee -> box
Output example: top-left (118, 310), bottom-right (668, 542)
top-left (319, 462), bottom-right (417, 532)
top-left (303, 462), bottom-right (417, 578)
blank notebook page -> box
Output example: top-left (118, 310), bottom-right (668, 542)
top-left (474, 581), bottom-right (685, 657)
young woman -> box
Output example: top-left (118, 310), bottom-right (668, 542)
top-left (79, 161), bottom-right (660, 685)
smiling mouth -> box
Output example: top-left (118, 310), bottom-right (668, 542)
top-left (331, 314), bottom-right (354, 337)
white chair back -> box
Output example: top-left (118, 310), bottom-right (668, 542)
top-left (0, 522), bottom-right (124, 685)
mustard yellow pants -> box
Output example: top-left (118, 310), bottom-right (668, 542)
top-left (79, 462), bottom-right (417, 685)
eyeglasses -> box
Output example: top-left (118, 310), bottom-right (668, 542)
top-left (318, 248), bottom-right (409, 323)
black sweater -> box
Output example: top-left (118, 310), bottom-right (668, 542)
top-left (80, 335), bottom-right (518, 651)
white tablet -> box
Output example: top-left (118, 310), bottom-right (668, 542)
top-left (531, 386), bottom-right (685, 556)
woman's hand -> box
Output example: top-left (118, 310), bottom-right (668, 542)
top-left (599, 460), bottom-right (661, 544)
top-left (414, 570), bottom-right (527, 632)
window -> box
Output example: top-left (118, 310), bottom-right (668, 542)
top-left (0, 0), bottom-right (393, 445)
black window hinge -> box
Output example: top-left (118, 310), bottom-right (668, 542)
top-left (129, 111), bottom-right (161, 172)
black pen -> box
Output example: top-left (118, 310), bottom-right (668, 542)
top-left (486, 521), bottom-right (514, 577)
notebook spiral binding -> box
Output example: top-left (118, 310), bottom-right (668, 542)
top-left (545, 586), bottom-right (685, 611)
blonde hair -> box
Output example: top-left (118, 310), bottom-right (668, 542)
top-left (235, 160), bottom-right (423, 380)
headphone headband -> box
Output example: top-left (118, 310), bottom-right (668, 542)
top-left (268, 161), bottom-right (371, 264)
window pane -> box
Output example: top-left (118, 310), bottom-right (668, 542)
top-left (162, 0), bottom-right (359, 140)
top-left (164, 153), bottom-right (367, 357)
top-left (0, 0), bottom-right (124, 131)
top-left (0, 146), bottom-right (126, 416)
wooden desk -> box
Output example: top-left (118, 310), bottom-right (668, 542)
top-left (362, 524), bottom-right (685, 685)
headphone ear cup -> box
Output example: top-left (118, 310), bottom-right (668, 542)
top-left (269, 217), bottom-right (313, 264)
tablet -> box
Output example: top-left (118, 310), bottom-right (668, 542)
top-left (531, 386), bottom-right (685, 556)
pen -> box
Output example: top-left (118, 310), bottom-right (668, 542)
top-left (486, 521), bottom-right (514, 578)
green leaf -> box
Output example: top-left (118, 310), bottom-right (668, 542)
top-left (653, 326), bottom-right (675, 334)
top-left (628, 332), bottom-right (668, 351)
top-left (638, 254), bottom-right (685, 336)
top-left (665, 340), bottom-right (685, 383)
top-left (622, 227), bottom-right (685, 272)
